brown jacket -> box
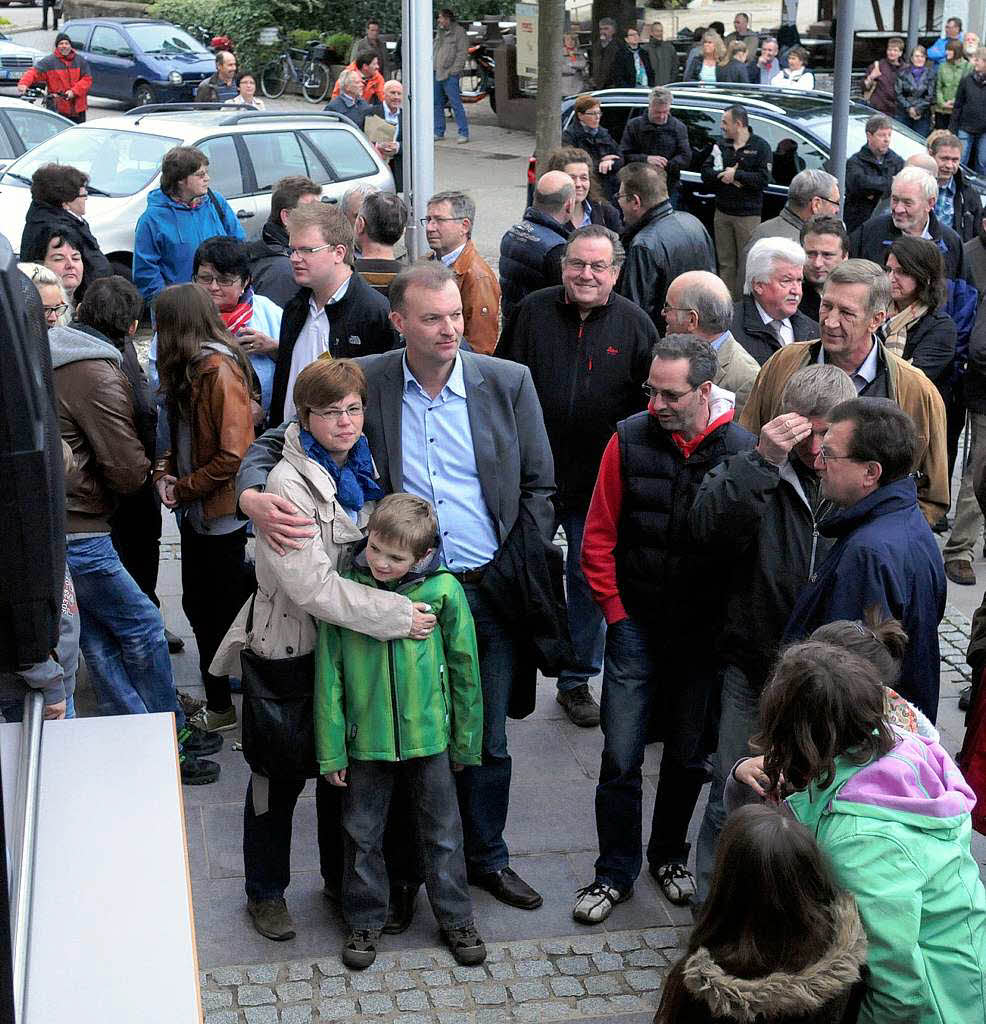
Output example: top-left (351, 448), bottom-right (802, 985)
top-left (715, 332), bottom-right (760, 419)
top-left (155, 349), bottom-right (254, 521)
top-left (50, 325), bottom-right (150, 534)
top-left (739, 339), bottom-right (949, 524)
top-left (430, 240), bottom-right (501, 355)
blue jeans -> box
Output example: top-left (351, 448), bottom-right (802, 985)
top-left (454, 582), bottom-right (515, 873)
top-left (434, 73), bottom-right (469, 139)
top-left (959, 130), bottom-right (986, 175)
top-left (66, 535), bottom-right (184, 727)
top-left (557, 508), bottom-right (605, 694)
top-left (595, 617), bottom-right (715, 892)
top-left (694, 663), bottom-right (761, 903)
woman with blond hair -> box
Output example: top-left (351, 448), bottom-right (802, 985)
top-left (684, 31), bottom-right (725, 82)
top-left (717, 39), bottom-right (750, 83)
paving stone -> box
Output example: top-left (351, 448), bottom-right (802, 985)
top-left (514, 959), bottom-right (554, 978)
top-left (508, 980), bottom-right (549, 1001)
top-left (247, 966), bottom-right (280, 984)
top-left (451, 965), bottom-right (488, 982)
top-left (549, 975), bottom-right (584, 997)
top-left (280, 1008), bottom-right (313, 1024)
top-left (626, 968), bottom-right (664, 991)
top-left (396, 990), bottom-right (429, 1011)
top-left (430, 986), bottom-right (466, 1009)
top-left (317, 997), bottom-right (357, 1020)
top-left (591, 951), bottom-right (624, 972)
top-left (386, 971), bottom-right (418, 991)
top-left (430, 950), bottom-right (458, 968)
top-left (421, 968), bottom-right (453, 987)
top-left (399, 951), bottom-right (435, 970)
top-left (318, 978), bottom-right (346, 998)
top-left (570, 935), bottom-right (607, 954)
top-left (205, 1012), bottom-right (240, 1024)
top-left (489, 961), bottom-right (516, 980)
top-left (435, 1013), bottom-right (471, 1024)
top-left (477, 1009), bottom-right (513, 1024)
top-left (626, 948), bottom-right (664, 968)
top-left (316, 959), bottom-right (349, 978)
top-left (287, 964), bottom-right (314, 982)
top-left (212, 968), bottom-right (245, 986)
top-left (541, 940), bottom-right (572, 955)
top-left (393, 1015), bottom-right (430, 1024)
top-left (357, 992), bottom-right (394, 1014)
top-left (513, 1000), bottom-right (572, 1021)
top-left (244, 1008), bottom-right (278, 1024)
top-left (201, 990), bottom-right (234, 1011)
top-left (606, 932), bottom-right (643, 952)
top-left (275, 982), bottom-right (312, 1003)
top-left (201, 973), bottom-right (211, 988)
top-left (350, 972), bottom-right (383, 992)
top-left (471, 982), bottom-right (508, 1004)
top-left (506, 941), bottom-right (540, 959)
top-left (556, 955), bottom-right (591, 976)
top-left (642, 928), bottom-right (681, 950)
top-left (577, 997), bottom-right (612, 1016)
top-left (585, 974), bottom-right (624, 995)
top-left (237, 985), bottom-right (276, 1006)
top-left (365, 953), bottom-right (400, 973)
top-left (484, 945), bottom-right (508, 963)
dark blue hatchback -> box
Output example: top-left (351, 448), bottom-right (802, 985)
top-left (61, 19), bottom-right (215, 108)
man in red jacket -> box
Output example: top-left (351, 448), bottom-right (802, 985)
top-left (17, 34), bottom-right (93, 123)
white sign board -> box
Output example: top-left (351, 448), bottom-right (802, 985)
top-left (517, 2), bottom-right (538, 78)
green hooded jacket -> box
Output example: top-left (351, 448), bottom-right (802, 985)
top-left (936, 57), bottom-right (971, 112)
top-left (314, 548), bottom-right (483, 772)
top-left (786, 731), bottom-right (986, 1024)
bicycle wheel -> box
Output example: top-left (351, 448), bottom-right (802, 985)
top-left (302, 60), bottom-right (330, 103)
top-left (261, 59), bottom-right (289, 99)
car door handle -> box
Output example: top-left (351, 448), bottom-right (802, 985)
top-left (236, 210), bottom-right (255, 219)
top-left (320, 195), bottom-right (338, 204)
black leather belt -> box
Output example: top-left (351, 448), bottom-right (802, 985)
top-left (450, 563), bottom-right (489, 584)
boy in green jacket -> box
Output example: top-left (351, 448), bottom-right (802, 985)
top-left (315, 493), bottom-right (485, 970)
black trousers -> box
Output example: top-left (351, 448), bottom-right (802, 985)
top-left (111, 482), bottom-right (162, 607)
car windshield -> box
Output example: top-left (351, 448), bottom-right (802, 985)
top-left (0, 128), bottom-right (179, 196)
top-left (127, 24), bottom-right (210, 56)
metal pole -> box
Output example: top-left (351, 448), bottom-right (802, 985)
top-left (9, 691), bottom-right (44, 1022)
top-left (402, 0), bottom-right (436, 260)
top-left (906, 0), bottom-right (921, 54)
top-left (830, 0), bottom-right (856, 212)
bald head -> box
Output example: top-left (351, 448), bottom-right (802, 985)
top-left (534, 170), bottom-right (576, 218)
top-left (665, 270), bottom-right (734, 338)
top-left (906, 152), bottom-right (939, 176)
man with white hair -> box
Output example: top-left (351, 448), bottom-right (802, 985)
top-left (324, 69), bottom-right (374, 131)
top-left (737, 169), bottom-right (840, 289)
top-left (850, 165), bottom-right (967, 280)
top-left (730, 238), bottom-right (820, 366)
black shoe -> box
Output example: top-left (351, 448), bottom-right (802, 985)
top-left (556, 684), bottom-right (600, 727)
top-left (442, 922), bottom-right (487, 965)
top-left (383, 882), bottom-right (418, 934)
top-left (165, 628), bottom-right (185, 653)
top-left (342, 928), bottom-right (381, 970)
top-left (960, 684), bottom-right (973, 712)
top-left (180, 752), bottom-right (220, 785)
top-left (468, 866), bottom-right (543, 909)
top-left (248, 897), bottom-right (296, 940)
top-left (179, 723), bottom-right (223, 757)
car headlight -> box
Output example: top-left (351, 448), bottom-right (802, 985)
top-left (168, 71), bottom-right (182, 86)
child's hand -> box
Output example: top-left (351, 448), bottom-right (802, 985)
top-left (734, 756), bottom-right (770, 798)
top-left (324, 769), bottom-right (348, 787)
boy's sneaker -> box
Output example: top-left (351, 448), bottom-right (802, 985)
top-left (189, 705), bottom-right (237, 732)
top-left (442, 923), bottom-right (487, 965)
top-left (178, 723), bottom-right (223, 757)
top-left (179, 751), bottom-right (220, 786)
top-left (652, 861), bottom-right (696, 905)
top-left (247, 897), bottom-right (296, 941)
top-left (177, 690), bottom-right (206, 717)
top-left (342, 928), bottom-right (381, 970)
top-left (572, 881), bottom-right (630, 924)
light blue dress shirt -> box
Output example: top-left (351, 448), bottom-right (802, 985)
top-left (400, 353), bottom-right (499, 570)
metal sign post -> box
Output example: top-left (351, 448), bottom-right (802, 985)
top-left (401, 0), bottom-right (436, 260)
top-left (831, 0), bottom-right (856, 212)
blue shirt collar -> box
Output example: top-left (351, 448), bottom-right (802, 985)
top-left (402, 350), bottom-right (467, 398)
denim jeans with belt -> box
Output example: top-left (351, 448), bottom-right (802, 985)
top-left (595, 616), bottom-right (714, 892)
top-left (433, 72), bottom-right (469, 139)
top-left (66, 534), bottom-right (184, 726)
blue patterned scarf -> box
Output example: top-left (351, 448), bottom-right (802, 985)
top-left (300, 429), bottom-right (384, 512)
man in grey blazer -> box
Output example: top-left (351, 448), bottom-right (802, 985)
top-left (237, 262), bottom-right (556, 918)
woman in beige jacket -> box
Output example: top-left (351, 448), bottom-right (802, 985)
top-left (212, 358), bottom-right (434, 943)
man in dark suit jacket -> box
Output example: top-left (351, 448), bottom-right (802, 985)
top-left (236, 262), bottom-right (557, 919)
top-left (325, 69), bottom-right (374, 131)
top-left (591, 18), bottom-right (636, 89)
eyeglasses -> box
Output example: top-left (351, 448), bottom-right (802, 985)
top-left (564, 258), bottom-right (616, 273)
top-left (817, 447), bottom-right (854, 464)
top-left (813, 194), bottom-right (841, 209)
top-left (660, 303), bottom-right (697, 317)
top-left (287, 243), bottom-right (337, 258)
top-left (580, 109), bottom-right (602, 117)
top-left (642, 382), bottom-right (700, 403)
top-left (43, 302), bottom-right (68, 317)
top-left (311, 404), bottom-right (365, 422)
top-left (614, 191), bottom-right (634, 202)
top-left (419, 215), bottom-right (465, 225)
top-left (194, 273), bottom-right (241, 287)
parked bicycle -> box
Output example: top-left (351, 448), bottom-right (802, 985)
top-left (18, 86), bottom-right (66, 113)
top-left (260, 43), bottom-right (331, 103)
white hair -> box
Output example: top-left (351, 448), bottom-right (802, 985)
top-left (19, 261), bottom-right (71, 325)
top-left (892, 165), bottom-right (939, 204)
top-left (744, 237), bottom-right (806, 295)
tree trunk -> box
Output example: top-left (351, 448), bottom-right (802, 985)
top-left (535, 0), bottom-right (565, 161)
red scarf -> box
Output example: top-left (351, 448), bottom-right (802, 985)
top-left (220, 287), bottom-right (254, 335)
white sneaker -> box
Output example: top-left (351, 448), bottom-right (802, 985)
top-left (456, 135), bottom-right (469, 144)
top-left (653, 861), bottom-right (696, 905)
top-left (572, 881), bottom-right (630, 924)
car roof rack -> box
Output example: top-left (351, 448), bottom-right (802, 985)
top-left (129, 102), bottom-right (244, 123)
top-left (217, 110), bottom-right (347, 125)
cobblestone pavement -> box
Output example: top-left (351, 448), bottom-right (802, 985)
top-left (198, 928), bottom-right (679, 1024)
top-left (940, 606), bottom-right (974, 688)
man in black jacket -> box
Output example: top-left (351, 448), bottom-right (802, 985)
top-left (615, 163), bottom-right (714, 335)
top-left (618, 88), bottom-right (692, 207)
top-left (324, 70), bottom-right (374, 131)
top-left (689, 364), bottom-right (856, 903)
top-left (246, 176), bottom-right (322, 308)
top-left (591, 18), bottom-right (635, 89)
top-left (843, 114), bottom-right (905, 232)
top-left (850, 165), bottom-right (967, 280)
top-left (931, 132), bottom-right (983, 242)
top-left (498, 224), bottom-right (655, 728)
top-left (731, 237), bottom-right (819, 365)
top-left (700, 105), bottom-right (772, 300)
top-left (268, 202), bottom-right (394, 426)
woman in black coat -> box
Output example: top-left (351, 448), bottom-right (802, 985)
top-left (562, 94), bottom-right (622, 200)
top-left (716, 40), bottom-right (751, 83)
top-left (546, 145), bottom-right (622, 233)
top-left (21, 163), bottom-right (113, 282)
top-left (883, 236), bottom-right (957, 400)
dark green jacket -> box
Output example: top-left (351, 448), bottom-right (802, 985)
top-left (314, 551), bottom-right (483, 772)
